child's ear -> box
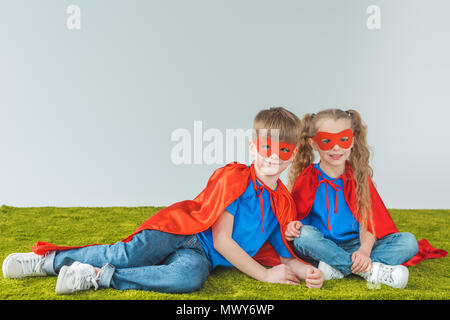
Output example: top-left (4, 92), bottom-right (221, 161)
top-left (289, 146), bottom-right (299, 162)
top-left (308, 138), bottom-right (318, 151)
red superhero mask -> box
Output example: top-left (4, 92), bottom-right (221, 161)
top-left (255, 138), bottom-right (296, 161)
top-left (312, 129), bottom-right (354, 150)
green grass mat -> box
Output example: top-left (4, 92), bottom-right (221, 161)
top-left (0, 205), bottom-right (448, 300)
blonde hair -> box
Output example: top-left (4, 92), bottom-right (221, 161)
top-left (253, 107), bottom-right (301, 144)
top-left (287, 108), bottom-right (374, 231)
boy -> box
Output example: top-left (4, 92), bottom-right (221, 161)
top-left (2, 107), bottom-right (324, 294)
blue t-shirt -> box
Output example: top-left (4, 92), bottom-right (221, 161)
top-left (301, 163), bottom-right (360, 243)
top-left (196, 177), bottom-right (292, 269)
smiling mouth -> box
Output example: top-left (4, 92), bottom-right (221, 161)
top-left (329, 154), bottom-right (343, 160)
top-left (263, 159), bottom-right (281, 166)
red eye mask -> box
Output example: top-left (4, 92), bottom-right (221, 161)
top-left (312, 129), bottom-right (354, 150)
top-left (255, 138), bottom-right (296, 161)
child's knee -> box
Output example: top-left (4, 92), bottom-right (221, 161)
top-left (172, 257), bottom-right (210, 293)
top-left (401, 232), bottom-right (419, 259)
top-left (293, 225), bottom-right (323, 249)
top-left (176, 270), bottom-right (208, 293)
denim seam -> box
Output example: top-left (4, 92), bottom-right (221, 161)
top-left (98, 263), bottom-right (115, 288)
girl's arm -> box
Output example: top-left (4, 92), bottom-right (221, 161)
top-left (359, 227), bottom-right (376, 255)
top-left (212, 210), bottom-right (299, 285)
top-left (351, 227), bottom-right (377, 273)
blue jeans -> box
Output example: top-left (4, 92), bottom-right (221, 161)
top-left (292, 225), bottom-right (419, 276)
top-left (42, 230), bottom-right (212, 293)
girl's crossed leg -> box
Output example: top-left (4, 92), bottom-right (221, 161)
top-left (292, 225), bottom-right (418, 276)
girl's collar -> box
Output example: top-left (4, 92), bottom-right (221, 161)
top-left (310, 161), bottom-right (353, 181)
top-left (314, 162), bottom-right (344, 181)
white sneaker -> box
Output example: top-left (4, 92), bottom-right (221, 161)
top-left (318, 261), bottom-right (345, 280)
top-left (363, 262), bottom-right (409, 289)
top-left (55, 261), bottom-right (100, 295)
top-left (2, 252), bottom-right (47, 279)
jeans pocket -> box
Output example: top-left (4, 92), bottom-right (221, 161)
top-left (183, 235), bottom-right (199, 249)
top-left (183, 236), bottom-right (211, 267)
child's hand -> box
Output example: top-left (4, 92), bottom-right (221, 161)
top-left (263, 264), bottom-right (300, 285)
top-left (305, 267), bottom-right (324, 289)
top-left (351, 249), bottom-right (372, 274)
top-left (285, 221), bottom-right (302, 241)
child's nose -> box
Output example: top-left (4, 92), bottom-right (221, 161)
top-left (269, 153), bottom-right (280, 160)
top-left (331, 144), bottom-right (342, 151)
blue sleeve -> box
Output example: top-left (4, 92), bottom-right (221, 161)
top-left (268, 227), bottom-right (293, 258)
top-left (225, 198), bottom-right (239, 216)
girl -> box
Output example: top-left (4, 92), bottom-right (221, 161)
top-left (284, 108), bottom-right (419, 289)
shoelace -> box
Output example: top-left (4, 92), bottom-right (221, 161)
top-left (69, 265), bottom-right (99, 292)
top-left (17, 253), bottom-right (45, 275)
top-left (378, 265), bottom-right (394, 284)
top-left (317, 171), bottom-right (342, 231)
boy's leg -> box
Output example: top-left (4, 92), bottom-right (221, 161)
top-left (43, 230), bottom-right (193, 275)
top-left (104, 247), bottom-right (211, 293)
top-left (56, 235), bottom-right (211, 294)
top-left (292, 225), bottom-right (354, 276)
top-left (370, 232), bottom-right (419, 265)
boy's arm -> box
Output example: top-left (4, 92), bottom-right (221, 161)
top-left (280, 257), bottom-right (324, 288)
top-left (279, 257), bottom-right (310, 279)
top-left (212, 210), bottom-right (299, 285)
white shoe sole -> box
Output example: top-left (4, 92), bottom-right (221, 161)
top-left (2, 254), bottom-right (13, 278)
top-left (55, 266), bottom-right (71, 295)
top-left (2, 254), bottom-right (29, 279)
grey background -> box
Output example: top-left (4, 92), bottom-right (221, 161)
top-left (0, 0), bottom-right (449, 209)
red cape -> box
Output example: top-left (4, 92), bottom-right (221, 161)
top-left (290, 163), bottom-right (447, 266)
top-left (31, 162), bottom-right (300, 267)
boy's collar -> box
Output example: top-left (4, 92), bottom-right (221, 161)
top-left (250, 162), bottom-right (279, 192)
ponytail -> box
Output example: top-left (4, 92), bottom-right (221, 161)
top-left (346, 109), bottom-right (374, 232)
